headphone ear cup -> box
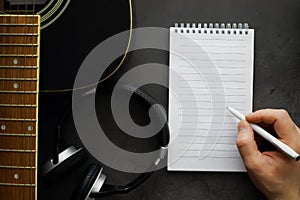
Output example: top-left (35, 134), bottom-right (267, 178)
top-left (43, 147), bottom-right (87, 183)
top-left (72, 164), bottom-right (103, 200)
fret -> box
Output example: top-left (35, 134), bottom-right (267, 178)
top-left (0, 35), bottom-right (38, 44)
top-left (0, 16), bottom-right (39, 24)
top-left (0, 107), bottom-right (37, 119)
top-left (0, 26), bottom-right (39, 34)
top-left (0, 54), bottom-right (38, 57)
top-left (0, 44), bottom-right (38, 46)
top-left (0, 183), bottom-right (36, 187)
top-left (0, 93), bottom-right (36, 104)
top-left (0, 90), bottom-right (37, 93)
top-left (0, 23), bottom-right (39, 26)
top-left (0, 118), bottom-right (37, 122)
top-left (0, 149), bottom-right (36, 153)
top-left (0, 104), bottom-right (37, 107)
top-left (0, 33), bottom-right (39, 36)
top-left (0, 151), bottom-right (35, 166)
top-left (0, 80), bottom-right (37, 91)
top-left (0, 185), bottom-right (36, 200)
top-left (0, 133), bottom-right (36, 137)
top-left (0, 66), bottom-right (38, 69)
top-left (0, 165), bottom-right (36, 169)
top-left (0, 57), bottom-right (37, 66)
top-left (0, 46), bottom-right (38, 54)
top-left (0, 168), bottom-right (35, 184)
top-left (0, 78), bottom-right (38, 80)
top-left (0, 135), bottom-right (36, 150)
top-left (0, 68), bottom-right (38, 78)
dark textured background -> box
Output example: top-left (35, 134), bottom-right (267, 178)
top-left (38, 0), bottom-right (300, 199)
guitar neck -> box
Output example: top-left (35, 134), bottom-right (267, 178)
top-left (0, 14), bottom-right (40, 200)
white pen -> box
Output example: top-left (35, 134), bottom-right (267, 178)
top-left (227, 106), bottom-right (300, 161)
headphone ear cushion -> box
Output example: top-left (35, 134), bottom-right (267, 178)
top-left (72, 164), bottom-right (102, 200)
top-left (43, 148), bottom-right (87, 183)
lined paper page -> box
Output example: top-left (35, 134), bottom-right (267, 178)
top-left (168, 24), bottom-right (254, 171)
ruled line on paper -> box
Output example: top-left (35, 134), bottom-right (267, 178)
top-left (181, 121), bottom-right (237, 124)
top-left (179, 37), bottom-right (247, 42)
top-left (179, 52), bottom-right (246, 55)
top-left (177, 142), bottom-right (236, 145)
top-left (182, 149), bottom-right (237, 152)
top-left (178, 86), bottom-right (246, 89)
top-left (180, 44), bottom-right (247, 48)
top-left (180, 72), bottom-right (246, 75)
top-left (177, 136), bottom-right (236, 139)
top-left (178, 114), bottom-right (235, 117)
top-left (176, 134), bottom-right (237, 138)
top-left (178, 100), bottom-right (245, 103)
top-left (178, 93), bottom-right (246, 96)
top-left (178, 108), bottom-right (244, 112)
top-left (178, 58), bottom-right (246, 62)
top-left (180, 155), bottom-right (241, 159)
top-left (177, 65), bottom-right (248, 68)
top-left (178, 79), bottom-right (246, 83)
top-left (179, 128), bottom-right (236, 131)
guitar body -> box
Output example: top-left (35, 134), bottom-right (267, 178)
top-left (0, 0), bottom-right (131, 199)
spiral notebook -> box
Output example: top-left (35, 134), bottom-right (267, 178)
top-left (168, 23), bottom-right (254, 171)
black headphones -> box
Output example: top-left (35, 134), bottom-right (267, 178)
top-left (42, 82), bottom-right (170, 200)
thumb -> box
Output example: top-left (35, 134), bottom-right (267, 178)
top-left (236, 121), bottom-right (261, 165)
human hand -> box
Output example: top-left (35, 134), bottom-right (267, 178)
top-left (236, 109), bottom-right (300, 200)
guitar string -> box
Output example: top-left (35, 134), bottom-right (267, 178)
top-left (14, 3), bottom-right (24, 197)
top-left (22, 0), bottom-right (35, 197)
top-left (29, 1), bottom-right (36, 198)
top-left (13, 4), bottom-right (25, 195)
top-left (14, 4), bottom-right (24, 196)
top-left (40, 0), bottom-right (133, 93)
top-left (22, 1), bottom-right (32, 196)
top-left (2, 5), bottom-right (12, 197)
top-left (24, 0), bottom-right (30, 197)
top-left (16, 3), bottom-right (26, 197)
top-left (0, 11), bottom-right (3, 197)
top-left (25, 1), bottom-right (29, 197)
top-left (15, 4), bottom-right (23, 195)
top-left (22, 1), bottom-right (30, 196)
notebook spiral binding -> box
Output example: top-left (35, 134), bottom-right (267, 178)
top-left (173, 23), bottom-right (250, 35)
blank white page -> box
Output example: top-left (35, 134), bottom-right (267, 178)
top-left (168, 23), bottom-right (254, 171)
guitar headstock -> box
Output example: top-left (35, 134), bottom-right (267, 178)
top-left (0, 0), bottom-right (70, 29)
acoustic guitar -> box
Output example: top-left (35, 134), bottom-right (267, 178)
top-left (0, 0), bottom-right (131, 199)
top-left (0, 1), bottom-right (71, 199)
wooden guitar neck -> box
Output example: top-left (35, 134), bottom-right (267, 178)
top-left (0, 14), bottom-right (40, 200)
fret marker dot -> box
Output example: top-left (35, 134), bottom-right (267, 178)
top-left (28, 125), bottom-right (33, 131)
top-left (1, 124), bottom-right (6, 130)
top-left (13, 58), bottom-right (18, 65)
top-left (13, 173), bottom-right (19, 180)
top-left (13, 82), bottom-right (19, 89)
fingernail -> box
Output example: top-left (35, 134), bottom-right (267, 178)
top-left (238, 121), bottom-right (248, 131)
top-left (245, 113), bottom-right (252, 118)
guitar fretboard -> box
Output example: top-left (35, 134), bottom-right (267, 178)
top-left (0, 15), bottom-right (40, 200)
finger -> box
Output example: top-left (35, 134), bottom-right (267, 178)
top-left (246, 109), bottom-right (298, 140)
top-left (236, 121), bottom-right (262, 166)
